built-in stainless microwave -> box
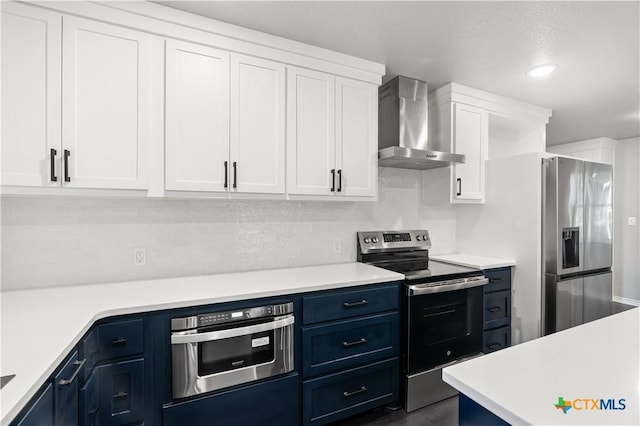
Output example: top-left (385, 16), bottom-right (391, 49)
top-left (170, 302), bottom-right (294, 399)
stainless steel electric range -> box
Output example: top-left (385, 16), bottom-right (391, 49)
top-left (357, 230), bottom-right (488, 412)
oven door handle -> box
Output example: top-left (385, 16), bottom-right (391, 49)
top-left (170, 315), bottom-right (295, 344)
top-left (408, 277), bottom-right (489, 296)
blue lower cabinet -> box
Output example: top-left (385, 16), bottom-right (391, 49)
top-left (14, 383), bottom-right (54, 426)
top-left (303, 359), bottom-right (399, 425)
top-left (459, 393), bottom-right (509, 426)
top-left (303, 312), bottom-right (399, 377)
top-left (54, 351), bottom-right (82, 426)
top-left (162, 373), bottom-right (299, 426)
top-left (80, 370), bottom-right (99, 426)
top-left (97, 358), bottom-right (145, 426)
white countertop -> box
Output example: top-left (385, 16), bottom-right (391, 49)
top-left (0, 262), bottom-right (403, 425)
top-left (430, 254), bottom-right (515, 269)
top-left (443, 308), bottom-right (640, 425)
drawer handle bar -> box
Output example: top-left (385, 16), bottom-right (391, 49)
top-left (487, 306), bottom-right (502, 313)
top-left (171, 315), bottom-right (294, 344)
top-left (343, 386), bottom-right (367, 398)
top-left (111, 337), bottom-right (128, 345)
top-left (113, 391), bottom-right (129, 398)
top-left (343, 338), bottom-right (367, 348)
top-left (490, 277), bottom-right (503, 282)
top-left (343, 300), bottom-right (368, 308)
top-left (488, 343), bottom-right (503, 350)
top-left (50, 148), bottom-right (58, 182)
top-left (58, 358), bottom-right (86, 386)
top-left (63, 149), bottom-right (71, 182)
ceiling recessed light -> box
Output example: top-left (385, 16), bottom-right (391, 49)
top-left (526, 64), bottom-right (557, 78)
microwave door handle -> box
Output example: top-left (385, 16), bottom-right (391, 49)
top-left (170, 315), bottom-right (295, 345)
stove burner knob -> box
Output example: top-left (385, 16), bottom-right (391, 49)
top-left (371, 237), bottom-right (379, 243)
top-left (364, 237), bottom-right (371, 244)
top-left (416, 236), bottom-right (422, 241)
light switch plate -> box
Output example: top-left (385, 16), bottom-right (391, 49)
top-left (628, 217), bottom-right (637, 226)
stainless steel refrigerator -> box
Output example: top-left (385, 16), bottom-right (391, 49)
top-left (543, 156), bottom-right (613, 335)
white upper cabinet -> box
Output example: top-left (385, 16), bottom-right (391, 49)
top-left (165, 40), bottom-right (230, 192)
top-left (336, 77), bottom-right (377, 197)
top-left (62, 16), bottom-right (156, 189)
top-left (451, 103), bottom-right (488, 202)
top-left (287, 67), bottom-right (377, 198)
top-left (1, 3), bottom-right (61, 187)
top-left (165, 41), bottom-right (285, 195)
top-left (230, 55), bottom-right (286, 194)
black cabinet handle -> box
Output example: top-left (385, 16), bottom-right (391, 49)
top-left (488, 343), bottom-right (503, 350)
top-left (50, 148), bottom-right (58, 182)
top-left (111, 337), bottom-right (128, 345)
top-left (88, 408), bottom-right (98, 415)
top-left (113, 391), bottom-right (128, 399)
top-left (337, 169), bottom-right (342, 192)
top-left (231, 360), bottom-right (245, 367)
top-left (343, 299), bottom-right (368, 308)
top-left (63, 149), bottom-right (71, 182)
top-left (490, 277), bottom-right (503, 282)
top-left (58, 359), bottom-right (86, 386)
top-left (343, 386), bottom-right (367, 398)
top-left (487, 306), bottom-right (502, 313)
top-left (224, 161), bottom-right (228, 188)
top-left (343, 338), bottom-right (367, 348)
top-left (456, 177), bottom-right (461, 196)
top-left (330, 169), bottom-right (336, 192)
top-left (232, 161), bottom-right (237, 189)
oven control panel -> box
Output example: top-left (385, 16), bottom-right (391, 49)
top-left (357, 230), bottom-right (431, 254)
top-left (171, 302), bottom-right (294, 331)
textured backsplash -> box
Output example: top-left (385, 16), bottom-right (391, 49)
top-left (1, 168), bottom-right (456, 290)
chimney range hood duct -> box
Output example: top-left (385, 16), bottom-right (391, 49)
top-left (378, 76), bottom-right (465, 170)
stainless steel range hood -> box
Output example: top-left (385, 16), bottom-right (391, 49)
top-left (378, 76), bottom-right (465, 170)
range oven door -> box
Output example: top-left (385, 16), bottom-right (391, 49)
top-left (171, 314), bottom-right (294, 399)
top-left (407, 286), bottom-right (483, 374)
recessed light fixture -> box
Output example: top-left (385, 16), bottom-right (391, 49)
top-left (526, 63), bottom-right (557, 78)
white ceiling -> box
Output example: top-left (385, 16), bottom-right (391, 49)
top-left (156, 1), bottom-right (640, 146)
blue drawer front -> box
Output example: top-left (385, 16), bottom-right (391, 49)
top-left (97, 358), bottom-right (145, 426)
top-left (483, 268), bottom-right (511, 293)
top-left (303, 359), bottom-right (399, 425)
top-left (303, 284), bottom-right (399, 325)
top-left (96, 319), bottom-right (143, 361)
top-left (483, 326), bottom-right (511, 353)
top-left (302, 312), bottom-right (399, 377)
top-left (163, 374), bottom-right (299, 426)
top-left (483, 290), bottom-right (510, 329)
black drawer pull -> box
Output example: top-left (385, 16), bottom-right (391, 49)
top-left (111, 337), bottom-right (128, 345)
top-left (343, 299), bottom-right (368, 308)
top-left (113, 391), bottom-right (129, 399)
top-left (58, 359), bottom-right (86, 386)
top-left (343, 338), bottom-right (367, 348)
top-left (490, 277), bottom-right (503, 282)
top-left (343, 386), bottom-right (367, 398)
top-left (456, 177), bottom-right (462, 196)
top-left (231, 360), bottom-right (245, 367)
top-left (488, 343), bottom-right (503, 350)
top-left (63, 149), bottom-right (71, 182)
top-left (487, 306), bottom-right (502, 313)
top-left (330, 169), bottom-right (336, 192)
top-left (224, 161), bottom-right (228, 188)
top-left (88, 408), bottom-right (99, 415)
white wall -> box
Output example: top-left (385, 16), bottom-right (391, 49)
top-left (613, 137), bottom-right (640, 303)
top-left (1, 167), bottom-right (457, 290)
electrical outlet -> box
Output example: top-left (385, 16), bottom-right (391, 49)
top-left (629, 217), bottom-right (637, 226)
top-left (134, 248), bottom-right (146, 266)
top-left (333, 239), bottom-right (342, 253)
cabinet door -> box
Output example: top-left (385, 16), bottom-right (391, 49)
top-left (1, 3), bottom-right (61, 187)
top-left (15, 383), bottom-right (54, 426)
top-left (451, 103), bottom-right (487, 202)
top-left (165, 40), bottom-right (230, 192)
top-left (230, 54), bottom-right (285, 194)
top-left (62, 16), bottom-right (154, 189)
top-left (54, 351), bottom-right (81, 426)
top-left (97, 359), bottom-right (144, 426)
top-left (336, 77), bottom-right (377, 197)
top-left (287, 66), bottom-right (336, 195)
top-left (80, 370), bottom-right (99, 426)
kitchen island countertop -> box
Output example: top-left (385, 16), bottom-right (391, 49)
top-left (1, 262), bottom-right (403, 425)
top-left (443, 307), bottom-right (639, 425)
